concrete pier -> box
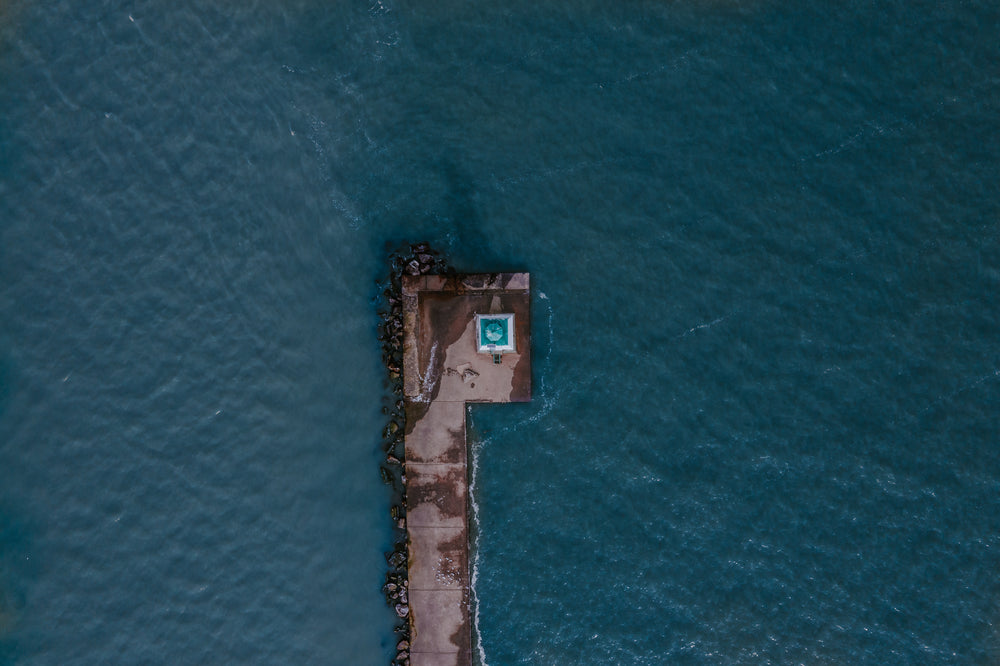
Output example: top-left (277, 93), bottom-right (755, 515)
top-left (402, 273), bottom-right (530, 666)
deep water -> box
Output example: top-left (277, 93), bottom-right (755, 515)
top-left (1, 1), bottom-right (999, 664)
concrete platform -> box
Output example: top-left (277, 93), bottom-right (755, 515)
top-left (403, 273), bottom-right (530, 666)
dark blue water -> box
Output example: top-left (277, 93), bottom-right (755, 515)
top-left (1, 1), bottom-right (998, 663)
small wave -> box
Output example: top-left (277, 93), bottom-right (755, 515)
top-left (677, 314), bottom-right (728, 339)
top-left (468, 428), bottom-right (490, 666)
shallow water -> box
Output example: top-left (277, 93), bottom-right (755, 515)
top-left (1, 0), bottom-right (998, 663)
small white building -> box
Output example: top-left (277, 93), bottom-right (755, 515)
top-left (475, 313), bottom-right (515, 358)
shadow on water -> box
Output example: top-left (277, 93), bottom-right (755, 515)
top-left (437, 158), bottom-right (528, 273)
top-left (442, 159), bottom-right (507, 269)
top-left (372, 156), bottom-right (525, 278)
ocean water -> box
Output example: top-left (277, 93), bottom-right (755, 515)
top-left (1, 0), bottom-right (999, 664)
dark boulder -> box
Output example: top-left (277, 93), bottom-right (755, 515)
top-left (387, 550), bottom-right (406, 570)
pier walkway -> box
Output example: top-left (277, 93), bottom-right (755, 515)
top-left (402, 273), bottom-right (530, 666)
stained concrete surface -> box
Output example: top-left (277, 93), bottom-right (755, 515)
top-left (402, 273), bottom-right (530, 666)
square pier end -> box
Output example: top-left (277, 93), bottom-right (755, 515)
top-left (402, 273), bottom-right (530, 666)
top-left (402, 273), bottom-right (530, 405)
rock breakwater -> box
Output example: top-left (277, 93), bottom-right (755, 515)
top-left (376, 243), bottom-right (453, 666)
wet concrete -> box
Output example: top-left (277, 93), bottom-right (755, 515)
top-left (402, 273), bottom-right (530, 666)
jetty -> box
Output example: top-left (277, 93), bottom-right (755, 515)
top-left (402, 273), bottom-right (531, 666)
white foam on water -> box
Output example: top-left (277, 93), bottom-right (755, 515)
top-left (677, 314), bottom-right (728, 339)
top-left (468, 426), bottom-right (491, 666)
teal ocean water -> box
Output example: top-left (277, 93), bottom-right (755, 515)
top-left (1, 1), bottom-right (999, 663)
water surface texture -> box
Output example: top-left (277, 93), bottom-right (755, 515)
top-left (1, 1), bottom-right (999, 664)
